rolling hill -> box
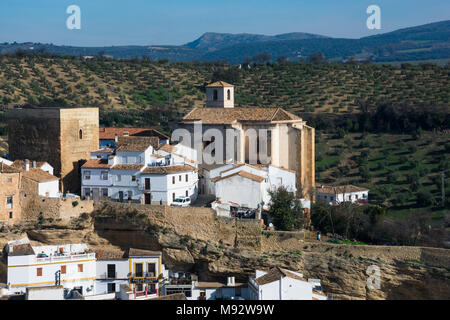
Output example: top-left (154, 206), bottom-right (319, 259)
top-left (1, 20), bottom-right (449, 63)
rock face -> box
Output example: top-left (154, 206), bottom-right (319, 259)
top-left (1, 201), bottom-right (449, 300)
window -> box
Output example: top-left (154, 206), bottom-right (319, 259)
top-left (131, 175), bottom-right (136, 182)
top-left (6, 196), bottom-right (13, 209)
top-left (172, 176), bottom-right (175, 184)
top-left (84, 188), bottom-right (90, 197)
top-left (147, 263), bottom-right (156, 277)
top-left (179, 175), bottom-right (181, 182)
top-left (107, 283), bottom-right (116, 293)
top-left (84, 171), bottom-right (91, 180)
top-left (37, 268), bottom-right (42, 277)
top-left (9, 212), bottom-right (12, 219)
top-left (7, 177), bottom-right (12, 183)
top-left (186, 190), bottom-right (188, 197)
top-left (185, 174), bottom-right (188, 182)
top-left (79, 129), bottom-right (83, 140)
top-left (78, 264), bottom-right (83, 272)
top-left (172, 193), bottom-right (175, 201)
top-left (101, 171), bottom-right (108, 180)
top-left (117, 175), bottom-right (121, 182)
top-left (348, 195), bottom-right (351, 201)
top-left (128, 191), bottom-right (132, 200)
top-left (135, 263), bottom-right (143, 277)
top-left (136, 284), bottom-right (143, 292)
top-left (213, 89), bottom-right (218, 100)
top-left (227, 89), bottom-right (231, 100)
top-left (147, 283), bottom-right (156, 294)
top-left (102, 188), bottom-right (108, 197)
top-left (61, 265), bottom-right (66, 274)
top-left (107, 264), bottom-right (116, 278)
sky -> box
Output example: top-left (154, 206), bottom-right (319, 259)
top-left (0, 0), bottom-right (449, 47)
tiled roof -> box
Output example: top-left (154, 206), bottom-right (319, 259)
top-left (116, 136), bottom-right (154, 152)
top-left (125, 248), bottom-right (162, 257)
top-left (82, 159), bottom-right (112, 169)
top-left (181, 107), bottom-right (302, 124)
top-left (8, 243), bottom-right (35, 256)
top-left (12, 160), bottom-right (48, 169)
top-left (254, 267), bottom-right (306, 286)
top-left (206, 81), bottom-right (234, 87)
top-left (94, 248), bottom-right (127, 260)
top-left (157, 144), bottom-right (175, 153)
top-left (22, 168), bottom-right (58, 183)
top-left (142, 164), bottom-right (197, 175)
top-left (195, 281), bottom-right (246, 289)
top-left (0, 162), bottom-right (21, 173)
top-left (99, 127), bottom-right (169, 140)
top-left (316, 185), bottom-right (369, 194)
top-left (212, 170), bottom-right (265, 183)
top-left (111, 164), bottom-right (144, 171)
top-left (91, 149), bottom-right (114, 153)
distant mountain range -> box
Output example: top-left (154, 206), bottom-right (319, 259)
top-left (1, 20), bottom-right (449, 64)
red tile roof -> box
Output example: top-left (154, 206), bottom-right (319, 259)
top-left (316, 185), bottom-right (369, 194)
top-left (141, 164), bottom-right (197, 174)
top-left (82, 159), bottom-right (112, 169)
top-left (181, 107), bottom-right (302, 124)
top-left (212, 170), bottom-right (265, 183)
top-left (99, 127), bottom-right (169, 140)
top-left (21, 168), bottom-right (58, 183)
top-left (254, 267), bottom-right (306, 286)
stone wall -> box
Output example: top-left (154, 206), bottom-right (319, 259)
top-left (0, 171), bottom-right (22, 224)
top-left (7, 107), bottom-right (99, 194)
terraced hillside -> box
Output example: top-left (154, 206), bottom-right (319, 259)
top-left (0, 55), bottom-right (448, 135)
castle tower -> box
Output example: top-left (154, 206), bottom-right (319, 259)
top-left (206, 81), bottom-right (234, 108)
top-left (7, 106), bottom-right (99, 194)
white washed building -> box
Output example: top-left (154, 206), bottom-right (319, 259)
top-left (247, 267), bottom-right (328, 300)
top-left (209, 163), bottom-right (297, 210)
top-left (81, 137), bottom-right (198, 205)
top-left (95, 248), bottom-right (164, 299)
top-left (6, 238), bottom-right (96, 297)
top-left (316, 185), bottom-right (369, 205)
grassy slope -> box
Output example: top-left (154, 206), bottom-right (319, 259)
top-left (316, 132), bottom-right (449, 219)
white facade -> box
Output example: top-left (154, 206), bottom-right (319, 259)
top-left (6, 239), bottom-right (96, 297)
top-left (38, 179), bottom-right (60, 197)
top-left (211, 163), bottom-right (296, 210)
top-left (316, 185), bottom-right (369, 205)
top-left (94, 250), bottom-right (164, 298)
top-left (247, 268), bottom-right (328, 300)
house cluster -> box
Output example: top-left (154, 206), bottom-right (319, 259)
top-left (2, 238), bottom-right (328, 301)
top-left (0, 157), bottom-right (60, 224)
top-left (81, 136), bottom-right (199, 205)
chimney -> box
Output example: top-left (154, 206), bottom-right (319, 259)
top-left (114, 134), bottom-right (119, 143)
top-left (24, 159), bottom-right (30, 171)
top-left (227, 276), bottom-right (235, 286)
top-left (32, 160), bottom-right (37, 168)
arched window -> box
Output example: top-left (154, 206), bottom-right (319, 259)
top-left (213, 89), bottom-right (218, 101)
top-left (79, 129), bottom-right (83, 139)
top-left (227, 89), bottom-right (231, 100)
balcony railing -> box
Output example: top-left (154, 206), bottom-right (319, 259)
top-left (128, 272), bottom-right (156, 278)
top-left (98, 272), bottom-right (120, 280)
top-left (36, 252), bottom-right (95, 263)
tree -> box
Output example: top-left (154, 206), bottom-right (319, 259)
top-left (416, 189), bottom-right (433, 207)
top-left (267, 186), bottom-right (305, 231)
top-left (308, 52), bottom-right (328, 65)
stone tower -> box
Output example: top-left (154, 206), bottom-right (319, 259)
top-left (7, 106), bottom-right (99, 193)
top-left (206, 81), bottom-right (234, 108)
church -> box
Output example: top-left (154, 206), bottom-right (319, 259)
top-left (177, 81), bottom-right (315, 199)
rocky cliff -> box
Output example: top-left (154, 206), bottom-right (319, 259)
top-left (1, 201), bottom-right (449, 300)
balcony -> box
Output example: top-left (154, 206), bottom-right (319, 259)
top-left (128, 272), bottom-right (157, 278)
top-left (36, 252), bottom-right (95, 263)
top-left (98, 272), bottom-right (122, 280)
